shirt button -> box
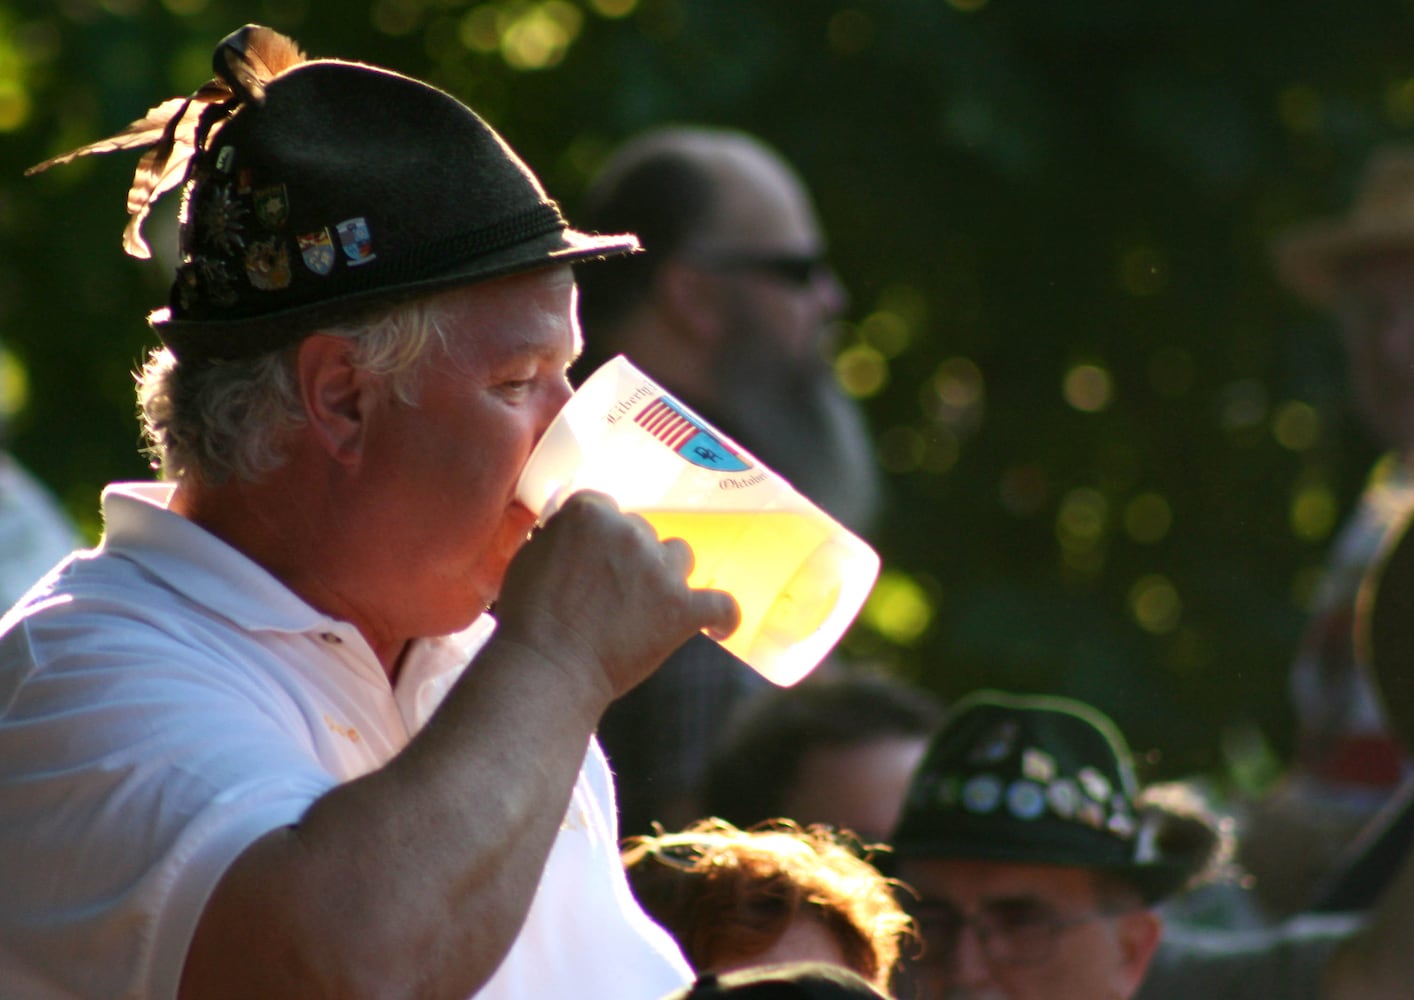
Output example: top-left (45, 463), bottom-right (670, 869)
top-left (319, 631), bottom-right (342, 644)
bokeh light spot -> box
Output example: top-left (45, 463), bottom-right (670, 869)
top-left (860, 569), bottom-right (935, 645)
top-left (879, 425), bottom-right (925, 474)
top-left (1056, 487), bottom-right (1108, 550)
top-left (374, 0), bottom-right (425, 37)
top-left (827, 8), bottom-right (873, 54)
top-left (927, 356), bottom-right (984, 410)
top-left (1119, 244), bottom-right (1168, 297)
top-left (0, 82), bottom-right (29, 133)
top-left (1385, 77), bottom-right (1414, 128)
top-left (160, 0), bottom-right (209, 14)
top-left (0, 348), bottom-right (30, 421)
top-left (167, 40), bottom-right (212, 92)
top-left (1164, 626), bottom-right (1212, 680)
top-left (920, 428), bottom-right (961, 475)
top-left (1124, 492), bottom-right (1172, 544)
top-left (858, 310), bottom-right (910, 358)
top-left (587, 0), bottom-right (637, 17)
top-left (501, 2), bottom-right (584, 70)
top-left (1130, 574), bottom-right (1182, 634)
top-left (1220, 379), bottom-right (1268, 433)
top-left (836, 344), bottom-right (888, 398)
top-left (1290, 482), bottom-right (1337, 542)
top-left (879, 282), bottom-right (929, 328)
top-left (460, 4), bottom-right (502, 52)
top-left (1063, 363), bottom-right (1112, 412)
top-left (1272, 400), bottom-right (1320, 452)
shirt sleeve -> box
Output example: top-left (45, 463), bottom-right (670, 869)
top-left (0, 609), bottom-right (339, 1000)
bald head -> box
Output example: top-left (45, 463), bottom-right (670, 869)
top-left (575, 127), bottom-right (829, 358)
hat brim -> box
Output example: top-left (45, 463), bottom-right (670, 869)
top-left (887, 809), bottom-right (1199, 910)
top-left (150, 227), bottom-right (638, 362)
top-left (1271, 218), bottom-right (1414, 307)
top-left (889, 826), bottom-right (1197, 906)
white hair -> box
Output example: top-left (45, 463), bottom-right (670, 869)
top-left (137, 297), bottom-right (453, 485)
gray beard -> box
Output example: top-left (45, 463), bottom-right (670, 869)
top-left (700, 349), bottom-right (883, 539)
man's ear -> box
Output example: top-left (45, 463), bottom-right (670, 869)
top-left (295, 333), bottom-right (373, 465)
top-left (1112, 909), bottom-right (1163, 998)
top-left (654, 259), bottom-right (728, 348)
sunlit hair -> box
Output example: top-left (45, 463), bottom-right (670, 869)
top-left (136, 296), bottom-right (454, 485)
top-left (621, 818), bottom-right (914, 992)
top-left (1135, 779), bottom-right (1234, 894)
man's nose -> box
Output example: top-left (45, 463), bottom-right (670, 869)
top-left (813, 265), bottom-right (849, 319)
top-left (947, 924), bottom-right (997, 989)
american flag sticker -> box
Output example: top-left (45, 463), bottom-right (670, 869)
top-left (634, 397), bottom-right (751, 472)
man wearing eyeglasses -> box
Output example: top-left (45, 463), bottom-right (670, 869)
top-left (888, 691), bottom-right (1380, 1000)
top-left (572, 126), bottom-right (884, 837)
top-left (1254, 146), bottom-right (1414, 919)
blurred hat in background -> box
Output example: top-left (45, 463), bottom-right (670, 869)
top-left (891, 690), bottom-right (1214, 905)
top-left (1272, 145), bottom-right (1414, 306)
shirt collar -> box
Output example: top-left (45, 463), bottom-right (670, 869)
top-left (96, 482), bottom-right (493, 709)
top-left (98, 481), bottom-right (334, 635)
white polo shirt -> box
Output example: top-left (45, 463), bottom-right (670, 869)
top-left (0, 452), bottom-right (80, 610)
top-left (0, 482), bottom-right (690, 999)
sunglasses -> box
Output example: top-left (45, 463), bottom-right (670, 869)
top-left (693, 250), bottom-right (832, 287)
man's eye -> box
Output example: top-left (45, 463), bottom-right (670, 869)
top-left (987, 900), bottom-right (1053, 930)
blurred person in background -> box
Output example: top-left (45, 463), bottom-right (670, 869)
top-left (622, 818), bottom-right (912, 993)
top-left (1257, 145), bottom-right (1414, 917)
top-left (887, 690), bottom-right (1409, 1000)
top-left (0, 341), bottom-right (80, 608)
top-left (574, 126), bottom-right (885, 837)
top-left (698, 672), bottom-right (944, 845)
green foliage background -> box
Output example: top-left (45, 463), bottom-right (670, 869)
top-left (5, 0), bottom-right (1412, 785)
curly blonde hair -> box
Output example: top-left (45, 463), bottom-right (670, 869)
top-left (621, 818), bottom-right (914, 991)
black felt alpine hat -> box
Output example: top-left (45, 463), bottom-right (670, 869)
top-left (890, 691), bottom-right (1206, 905)
top-left (29, 25), bottom-right (638, 363)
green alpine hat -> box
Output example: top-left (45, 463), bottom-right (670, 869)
top-left (890, 691), bottom-right (1204, 905)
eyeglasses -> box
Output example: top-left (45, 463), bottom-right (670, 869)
top-left (692, 250), bottom-right (832, 287)
top-left (909, 897), bottom-right (1115, 969)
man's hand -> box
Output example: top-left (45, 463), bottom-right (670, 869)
top-left (493, 490), bottom-right (740, 703)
